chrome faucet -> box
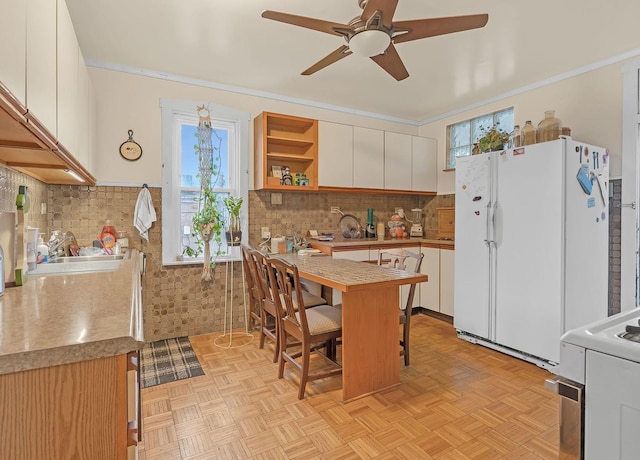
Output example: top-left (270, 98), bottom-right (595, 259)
top-left (48, 233), bottom-right (74, 259)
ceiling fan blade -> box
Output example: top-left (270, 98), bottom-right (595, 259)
top-left (301, 45), bottom-right (353, 76)
top-left (361, 0), bottom-right (398, 28)
top-left (370, 43), bottom-right (409, 81)
top-left (392, 14), bottom-right (489, 44)
top-left (262, 10), bottom-right (351, 37)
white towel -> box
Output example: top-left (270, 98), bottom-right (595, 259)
top-left (134, 187), bottom-right (157, 241)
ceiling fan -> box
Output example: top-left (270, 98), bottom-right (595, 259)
top-left (262, 0), bottom-right (488, 81)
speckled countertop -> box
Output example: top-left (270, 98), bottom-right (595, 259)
top-left (309, 232), bottom-right (454, 251)
top-left (0, 249), bottom-right (144, 375)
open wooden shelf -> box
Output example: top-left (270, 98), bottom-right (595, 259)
top-left (254, 112), bottom-right (318, 191)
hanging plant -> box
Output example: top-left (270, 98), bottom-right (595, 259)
top-left (183, 105), bottom-right (225, 281)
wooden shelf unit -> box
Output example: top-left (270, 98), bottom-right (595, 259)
top-left (254, 112), bottom-right (318, 191)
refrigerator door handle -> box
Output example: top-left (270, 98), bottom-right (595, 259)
top-left (484, 201), bottom-right (493, 246)
top-left (492, 201), bottom-right (500, 247)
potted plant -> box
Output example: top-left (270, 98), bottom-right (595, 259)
top-left (223, 195), bottom-right (243, 246)
top-left (478, 125), bottom-right (510, 153)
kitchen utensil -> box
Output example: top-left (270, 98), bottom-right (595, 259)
top-left (338, 213), bottom-right (363, 238)
top-left (409, 208), bottom-right (423, 237)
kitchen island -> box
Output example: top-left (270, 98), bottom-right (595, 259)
top-left (274, 253), bottom-right (427, 401)
top-left (0, 249), bottom-right (144, 460)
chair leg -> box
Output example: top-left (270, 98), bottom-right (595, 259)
top-left (271, 317), bottom-right (279, 363)
top-left (403, 308), bottom-right (411, 366)
top-left (298, 342), bottom-right (311, 400)
top-left (258, 310), bottom-right (266, 349)
top-left (278, 332), bottom-right (287, 379)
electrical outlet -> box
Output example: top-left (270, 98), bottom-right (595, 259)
top-left (261, 227), bottom-right (270, 239)
top-left (331, 206), bottom-right (340, 214)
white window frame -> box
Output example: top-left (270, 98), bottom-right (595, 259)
top-left (160, 98), bottom-right (250, 266)
top-left (447, 107), bottom-right (514, 169)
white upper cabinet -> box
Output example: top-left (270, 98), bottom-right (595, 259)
top-left (57, 0), bottom-right (80, 155)
top-left (412, 136), bottom-right (437, 192)
top-left (384, 131), bottom-right (412, 190)
top-left (318, 121), bottom-right (353, 187)
top-left (353, 126), bottom-right (384, 189)
top-left (26, 0), bottom-right (57, 132)
top-left (318, 122), bottom-right (436, 192)
top-left (0, 0), bottom-right (26, 104)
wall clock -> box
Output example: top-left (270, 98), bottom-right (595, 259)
top-left (119, 129), bottom-right (142, 161)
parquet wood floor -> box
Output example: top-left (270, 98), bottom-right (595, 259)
top-left (138, 314), bottom-right (560, 459)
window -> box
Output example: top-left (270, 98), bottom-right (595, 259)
top-left (161, 99), bottom-right (249, 266)
top-left (447, 107), bottom-right (514, 169)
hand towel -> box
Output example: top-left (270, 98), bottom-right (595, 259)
top-left (134, 187), bottom-right (157, 241)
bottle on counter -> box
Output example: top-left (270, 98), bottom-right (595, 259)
top-left (37, 233), bottom-right (49, 264)
top-left (366, 208), bottom-right (376, 238)
top-left (100, 220), bottom-right (118, 251)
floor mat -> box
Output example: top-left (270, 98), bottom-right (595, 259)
top-left (140, 336), bottom-right (204, 389)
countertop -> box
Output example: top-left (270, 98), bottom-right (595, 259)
top-left (308, 233), bottom-right (454, 251)
top-left (0, 249), bottom-right (144, 375)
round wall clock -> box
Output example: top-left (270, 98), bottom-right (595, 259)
top-left (119, 129), bottom-right (143, 161)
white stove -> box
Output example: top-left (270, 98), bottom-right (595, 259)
top-left (552, 308), bottom-right (640, 459)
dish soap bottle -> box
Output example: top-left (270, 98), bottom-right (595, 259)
top-left (37, 233), bottom-right (48, 264)
top-left (100, 220), bottom-right (118, 251)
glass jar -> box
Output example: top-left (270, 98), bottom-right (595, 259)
top-left (509, 125), bottom-right (521, 148)
top-left (521, 121), bottom-right (537, 146)
top-left (536, 110), bottom-right (562, 143)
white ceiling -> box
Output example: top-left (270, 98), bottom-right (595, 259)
top-left (66, 0), bottom-right (640, 124)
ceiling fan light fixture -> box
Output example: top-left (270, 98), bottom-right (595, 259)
top-left (348, 29), bottom-right (390, 57)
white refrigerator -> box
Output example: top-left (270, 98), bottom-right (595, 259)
top-left (454, 138), bottom-right (609, 369)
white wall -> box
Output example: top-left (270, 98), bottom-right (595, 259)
top-left (419, 60), bottom-right (627, 195)
top-left (89, 68), bottom-right (419, 185)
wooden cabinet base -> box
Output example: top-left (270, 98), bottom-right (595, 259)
top-left (0, 354), bottom-right (135, 460)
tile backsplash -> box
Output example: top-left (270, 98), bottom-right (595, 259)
top-left (0, 168), bottom-right (621, 343)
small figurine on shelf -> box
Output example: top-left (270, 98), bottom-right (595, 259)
top-left (280, 167), bottom-right (293, 186)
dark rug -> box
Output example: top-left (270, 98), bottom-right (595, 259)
top-left (140, 336), bottom-right (205, 389)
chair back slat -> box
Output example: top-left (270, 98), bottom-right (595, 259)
top-left (267, 257), bottom-right (308, 332)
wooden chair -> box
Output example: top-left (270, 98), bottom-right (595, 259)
top-left (266, 256), bottom-right (342, 399)
top-left (246, 247), bottom-right (280, 363)
top-left (240, 244), bottom-right (261, 331)
top-left (377, 248), bottom-right (424, 366)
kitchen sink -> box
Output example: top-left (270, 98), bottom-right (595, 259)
top-left (47, 254), bottom-right (125, 263)
top-left (31, 252), bottom-right (127, 276)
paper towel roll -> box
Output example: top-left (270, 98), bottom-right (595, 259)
top-left (271, 237), bottom-right (285, 254)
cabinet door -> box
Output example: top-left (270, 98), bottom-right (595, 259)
top-left (353, 127), bottom-right (384, 189)
top-left (440, 248), bottom-right (455, 316)
top-left (0, 0), bottom-right (26, 105)
top-left (420, 247), bottom-right (441, 312)
top-left (384, 131), bottom-right (412, 190)
top-left (318, 121), bottom-right (353, 187)
top-left (412, 136), bottom-right (437, 192)
top-left (56, 0), bottom-right (79, 155)
top-left (26, 0), bottom-right (57, 132)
